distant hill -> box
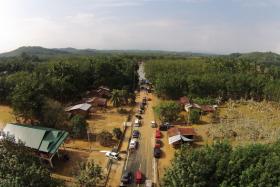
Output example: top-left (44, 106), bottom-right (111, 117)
top-left (0, 46), bottom-right (71, 57)
top-left (0, 46), bottom-right (213, 58)
top-left (229, 52), bottom-right (280, 64)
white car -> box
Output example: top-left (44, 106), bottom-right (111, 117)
top-left (105, 151), bottom-right (120, 160)
top-left (134, 119), bottom-right (141, 127)
top-left (129, 139), bottom-right (138, 149)
top-left (151, 121), bottom-right (156, 128)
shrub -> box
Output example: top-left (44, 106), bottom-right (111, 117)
top-left (70, 115), bottom-right (88, 138)
top-left (113, 128), bottom-right (123, 140)
top-left (97, 131), bottom-right (113, 147)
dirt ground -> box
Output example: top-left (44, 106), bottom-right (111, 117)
top-left (0, 105), bottom-right (15, 129)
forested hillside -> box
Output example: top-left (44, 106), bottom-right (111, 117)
top-left (145, 57), bottom-right (280, 101)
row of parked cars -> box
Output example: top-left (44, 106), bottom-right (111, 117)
top-left (120, 96), bottom-right (150, 187)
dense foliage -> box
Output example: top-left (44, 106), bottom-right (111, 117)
top-left (75, 160), bottom-right (104, 187)
top-left (163, 141), bottom-right (280, 187)
top-left (70, 115), bottom-right (89, 138)
top-left (0, 54), bottom-right (138, 123)
top-left (145, 57), bottom-right (280, 101)
top-left (154, 101), bottom-right (181, 122)
top-left (0, 136), bottom-right (60, 187)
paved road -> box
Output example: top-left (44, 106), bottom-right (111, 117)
top-left (124, 91), bottom-right (157, 187)
top-left (122, 62), bottom-right (158, 186)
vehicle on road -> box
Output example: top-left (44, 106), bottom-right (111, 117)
top-left (155, 129), bottom-right (161, 138)
top-left (140, 103), bottom-right (145, 110)
top-left (135, 114), bottom-right (142, 119)
top-left (105, 151), bottom-right (121, 160)
top-left (129, 139), bottom-right (138, 149)
top-left (154, 147), bottom-right (161, 158)
top-left (121, 171), bottom-right (132, 184)
top-left (159, 122), bottom-right (173, 131)
top-left (135, 170), bottom-right (143, 184)
top-left (155, 139), bottom-right (161, 148)
top-left (151, 121), bottom-right (156, 128)
top-left (138, 109), bottom-right (144, 114)
top-left (134, 119), bottom-right (141, 127)
top-left (145, 179), bottom-right (152, 187)
top-left (132, 130), bottom-right (140, 138)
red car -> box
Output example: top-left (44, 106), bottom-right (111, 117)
top-left (155, 129), bottom-right (161, 138)
top-left (135, 170), bottom-right (143, 184)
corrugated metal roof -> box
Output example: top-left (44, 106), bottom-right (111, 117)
top-left (3, 123), bottom-right (68, 154)
top-left (65, 103), bottom-right (92, 112)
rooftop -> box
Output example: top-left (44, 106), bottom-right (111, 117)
top-left (65, 103), bottom-right (92, 112)
top-left (2, 123), bottom-right (68, 154)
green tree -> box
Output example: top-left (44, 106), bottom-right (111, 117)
top-left (163, 141), bottom-right (280, 187)
top-left (154, 101), bottom-right (181, 122)
top-left (113, 128), bottom-right (123, 140)
top-left (40, 99), bottom-right (68, 129)
top-left (75, 160), bottom-right (104, 187)
top-left (70, 115), bottom-right (88, 138)
top-left (189, 109), bottom-right (201, 123)
top-left (10, 73), bottom-right (45, 123)
top-left (0, 135), bottom-right (61, 187)
top-left (111, 89), bottom-right (122, 107)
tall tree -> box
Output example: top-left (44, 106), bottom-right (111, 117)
top-left (0, 135), bottom-right (61, 187)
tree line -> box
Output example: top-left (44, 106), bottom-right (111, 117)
top-left (163, 141), bottom-right (280, 187)
top-left (0, 53), bottom-right (138, 122)
top-left (144, 57), bottom-right (280, 101)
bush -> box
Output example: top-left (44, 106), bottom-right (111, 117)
top-left (97, 131), bottom-right (113, 147)
top-left (70, 115), bottom-right (88, 138)
top-left (154, 101), bottom-right (181, 122)
top-left (75, 160), bottom-right (104, 187)
top-left (189, 109), bottom-right (200, 123)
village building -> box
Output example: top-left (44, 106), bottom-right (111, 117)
top-left (86, 86), bottom-right (111, 98)
top-left (168, 127), bottom-right (196, 146)
top-left (65, 103), bottom-right (92, 117)
top-left (1, 123), bottom-right (68, 168)
top-left (85, 97), bottom-right (107, 107)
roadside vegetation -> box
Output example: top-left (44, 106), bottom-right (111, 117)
top-left (163, 141), bottom-right (280, 187)
top-left (0, 136), bottom-right (61, 187)
top-left (145, 57), bottom-right (280, 101)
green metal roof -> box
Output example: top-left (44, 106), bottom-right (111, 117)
top-left (3, 123), bottom-right (69, 154)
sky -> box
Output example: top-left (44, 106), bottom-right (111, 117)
top-left (0, 0), bottom-right (280, 54)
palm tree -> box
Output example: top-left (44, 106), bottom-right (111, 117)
top-left (111, 89), bottom-right (122, 107)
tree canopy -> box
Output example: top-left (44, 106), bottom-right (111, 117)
top-left (163, 141), bottom-right (280, 187)
top-left (0, 136), bottom-right (61, 187)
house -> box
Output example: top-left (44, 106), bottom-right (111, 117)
top-left (65, 103), bottom-right (92, 117)
top-left (96, 86), bottom-right (111, 98)
top-left (86, 97), bottom-right (107, 107)
top-left (179, 96), bottom-right (191, 106)
top-left (168, 127), bottom-right (196, 146)
top-left (86, 86), bottom-right (111, 98)
top-left (1, 123), bottom-right (68, 167)
top-left (201, 105), bottom-right (216, 113)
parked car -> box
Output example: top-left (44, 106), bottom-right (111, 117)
top-left (155, 129), bottom-right (161, 138)
top-left (154, 147), bottom-right (161, 158)
top-left (135, 114), bottom-right (142, 119)
top-left (105, 151), bottom-right (120, 160)
top-left (121, 171), bottom-right (132, 184)
top-left (134, 119), bottom-right (141, 127)
top-left (155, 139), bottom-right (161, 148)
top-left (151, 121), bottom-right (156, 128)
top-left (159, 122), bottom-right (173, 131)
top-left (135, 170), bottom-right (143, 184)
top-left (129, 139), bottom-right (138, 149)
top-left (140, 103), bottom-right (145, 110)
top-left (132, 130), bottom-right (140, 138)
top-left (138, 109), bottom-right (144, 114)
